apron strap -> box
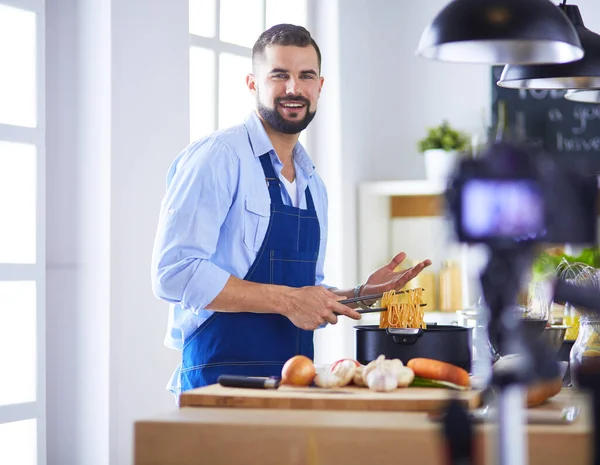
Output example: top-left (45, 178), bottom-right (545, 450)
top-left (259, 153), bottom-right (316, 210)
top-left (259, 154), bottom-right (284, 206)
top-left (304, 185), bottom-right (315, 211)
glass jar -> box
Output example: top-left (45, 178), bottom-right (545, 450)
top-left (524, 281), bottom-right (551, 322)
top-left (439, 260), bottom-right (462, 312)
top-left (570, 316), bottom-right (600, 387)
top-left (563, 303), bottom-right (580, 341)
top-left (410, 266), bottom-right (436, 310)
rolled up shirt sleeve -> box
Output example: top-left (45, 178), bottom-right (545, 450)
top-left (151, 137), bottom-right (237, 313)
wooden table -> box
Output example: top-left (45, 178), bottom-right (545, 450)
top-left (134, 389), bottom-right (592, 465)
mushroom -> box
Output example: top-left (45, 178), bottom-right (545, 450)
top-left (330, 359), bottom-right (357, 387)
top-left (314, 370), bottom-right (342, 388)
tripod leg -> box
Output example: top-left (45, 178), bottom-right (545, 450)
top-left (441, 398), bottom-right (474, 465)
top-left (573, 358), bottom-right (600, 465)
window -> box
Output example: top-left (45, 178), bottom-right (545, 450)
top-left (0, 1), bottom-right (45, 465)
top-left (189, 0), bottom-right (310, 147)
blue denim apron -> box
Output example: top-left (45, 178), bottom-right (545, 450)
top-left (179, 153), bottom-right (320, 390)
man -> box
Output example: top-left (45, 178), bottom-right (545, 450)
top-left (151, 24), bottom-right (431, 397)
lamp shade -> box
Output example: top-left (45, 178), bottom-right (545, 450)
top-left (565, 89), bottom-right (600, 102)
top-left (417, 0), bottom-right (583, 65)
top-left (498, 5), bottom-right (600, 89)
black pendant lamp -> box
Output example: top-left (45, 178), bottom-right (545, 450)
top-left (498, 3), bottom-right (600, 89)
top-left (565, 89), bottom-right (600, 102)
top-left (416, 0), bottom-right (583, 64)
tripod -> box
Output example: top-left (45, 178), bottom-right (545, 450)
top-left (480, 244), bottom-right (560, 465)
top-left (443, 243), bottom-right (561, 465)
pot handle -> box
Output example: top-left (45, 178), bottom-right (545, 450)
top-left (386, 328), bottom-right (424, 345)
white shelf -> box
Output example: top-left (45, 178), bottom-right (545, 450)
top-left (359, 179), bottom-right (447, 196)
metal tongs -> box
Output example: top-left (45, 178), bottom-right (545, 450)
top-left (338, 288), bottom-right (424, 306)
top-left (334, 304), bottom-right (427, 316)
top-left (337, 289), bottom-right (426, 315)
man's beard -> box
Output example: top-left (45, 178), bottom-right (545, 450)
top-left (257, 95), bottom-right (317, 135)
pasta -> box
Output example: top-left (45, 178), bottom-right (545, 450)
top-left (379, 288), bottom-right (426, 329)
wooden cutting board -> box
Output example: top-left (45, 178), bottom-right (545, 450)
top-left (179, 384), bottom-right (482, 412)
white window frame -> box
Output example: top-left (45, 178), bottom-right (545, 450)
top-left (189, 0), bottom-right (311, 147)
top-left (0, 0), bottom-right (46, 464)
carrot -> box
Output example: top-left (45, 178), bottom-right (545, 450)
top-left (407, 358), bottom-right (470, 387)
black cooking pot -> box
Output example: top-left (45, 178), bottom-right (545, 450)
top-left (355, 324), bottom-right (473, 372)
top-left (488, 319), bottom-right (548, 357)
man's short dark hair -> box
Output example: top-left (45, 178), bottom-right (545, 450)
top-left (252, 24), bottom-right (322, 73)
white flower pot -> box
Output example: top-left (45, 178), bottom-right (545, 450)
top-left (424, 149), bottom-right (458, 181)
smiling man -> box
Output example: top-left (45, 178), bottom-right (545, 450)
top-left (151, 24), bottom-right (431, 399)
top-left (251, 41), bottom-right (320, 139)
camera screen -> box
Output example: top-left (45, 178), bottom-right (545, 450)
top-left (461, 179), bottom-right (545, 240)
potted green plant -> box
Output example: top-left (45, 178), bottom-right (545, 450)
top-left (418, 120), bottom-right (470, 181)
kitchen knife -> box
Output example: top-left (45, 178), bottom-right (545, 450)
top-left (218, 375), bottom-right (280, 389)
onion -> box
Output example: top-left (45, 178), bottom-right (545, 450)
top-left (281, 355), bottom-right (316, 386)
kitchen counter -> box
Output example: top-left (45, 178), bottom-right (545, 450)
top-left (134, 388), bottom-right (592, 465)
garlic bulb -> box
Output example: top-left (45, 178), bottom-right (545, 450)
top-left (366, 368), bottom-right (398, 392)
top-left (384, 358), bottom-right (404, 373)
top-left (331, 359), bottom-right (357, 387)
top-left (396, 366), bottom-right (415, 387)
top-left (314, 370), bottom-right (342, 388)
top-left (362, 355), bottom-right (386, 384)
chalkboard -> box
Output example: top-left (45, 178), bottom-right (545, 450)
top-left (491, 66), bottom-right (600, 160)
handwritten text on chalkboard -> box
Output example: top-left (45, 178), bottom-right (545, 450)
top-left (491, 66), bottom-right (600, 156)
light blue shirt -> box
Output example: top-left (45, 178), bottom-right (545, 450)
top-left (151, 111), bottom-right (330, 355)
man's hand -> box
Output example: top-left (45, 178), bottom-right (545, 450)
top-left (361, 252), bottom-right (432, 303)
top-left (282, 286), bottom-right (362, 330)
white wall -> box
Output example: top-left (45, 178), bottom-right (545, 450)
top-left (109, 2), bottom-right (189, 464)
top-left (46, 1), bottom-right (89, 462)
top-left (47, 1), bottom-right (112, 463)
top-left (365, 0), bottom-right (491, 181)
top-left (46, 1), bottom-right (187, 464)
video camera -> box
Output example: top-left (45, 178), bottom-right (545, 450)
top-left (447, 141), bottom-right (598, 247)
top-left (445, 140), bottom-right (598, 365)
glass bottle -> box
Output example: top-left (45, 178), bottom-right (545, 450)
top-left (525, 281), bottom-right (551, 322)
top-left (439, 260), bottom-right (462, 312)
top-left (411, 267), bottom-right (436, 311)
top-left (570, 316), bottom-right (600, 387)
top-left (396, 259), bottom-right (437, 310)
top-left (492, 99), bottom-right (512, 143)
